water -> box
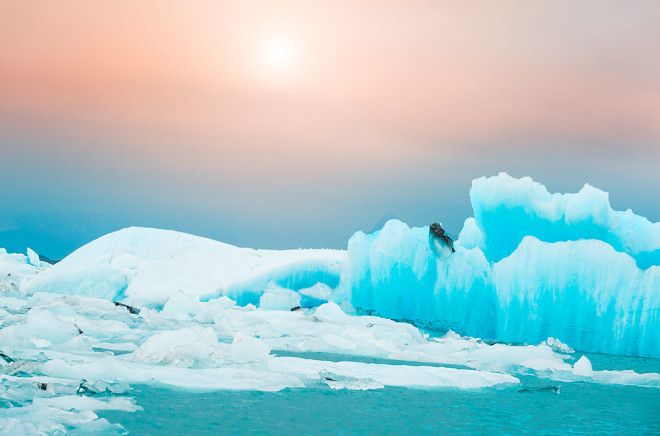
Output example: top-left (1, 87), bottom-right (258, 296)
top-left (99, 353), bottom-right (660, 435)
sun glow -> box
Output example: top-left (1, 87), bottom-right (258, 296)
top-left (258, 34), bottom-right (300, 76)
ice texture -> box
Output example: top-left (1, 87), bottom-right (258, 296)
top-left (470, 173), bottom-right (659, 267)
top-left (23, 227), bottom-right (345, 307)
top-left (26, 248), bottom-right (40, 268)
top-left (2, 277), bottom-right (658, 432)
top-left (2, 173), bottom-right (659, 432)
top-left (572, 356), bottom-right (594, 377)
top-left (493, 238), bottom-right (658, 356)
top-left (129, 327), bottom-right (227, 367)
top-left (342, 173), bottom-right (659, 357)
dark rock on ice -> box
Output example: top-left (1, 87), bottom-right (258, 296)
top-left (113, 301), bottom-right (140, 315)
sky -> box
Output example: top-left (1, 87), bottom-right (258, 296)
top-left (1, 0), bottom-right (659, 259)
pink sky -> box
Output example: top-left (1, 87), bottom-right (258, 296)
top-left (3, 1), bottom-right (660, 151)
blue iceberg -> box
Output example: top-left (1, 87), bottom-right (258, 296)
top-left (342, 173), bottom-right (659, 357)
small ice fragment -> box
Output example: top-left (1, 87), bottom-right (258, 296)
top-left (259, 285), bottom-right (301, 311)
top-left (161, 291), bottom-right (200, 319)
top-left (312, 302), bottom-right (350, 323)
top-left (542, 337), bottom-right (574, 354)
top-left (32, 395), bottom-right (142, 412)
top-left (230, 332), bottom-right (271, 363)
top-left (298, 283), bottom-right (333, 301)
top-left (572, 355), bottom-right (593, 377)
top-left (130, 327), bottom-right (225, 367)
top-left (319, 370), bottom-right (384, 390)
top-left (26, 248), bottom-right (40, 267)
top-left (29, 337), bottom-right (52, 348)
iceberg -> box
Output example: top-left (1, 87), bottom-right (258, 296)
top-left (22, 227), bottom-right (345, 308)
top-left (342, 173), bottom-right (659, 357)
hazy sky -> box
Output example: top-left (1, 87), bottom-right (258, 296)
top-left (1, 0), bottom-right (659, 258)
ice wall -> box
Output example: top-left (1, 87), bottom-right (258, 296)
top-left (493, 238), bottom-right (658, 357)
top-left (471, 173), bottom-right (659, 268)
top-left (342, 174), bottom-right (660, 357)
top-left (346, 220), bottom-right (497, 337)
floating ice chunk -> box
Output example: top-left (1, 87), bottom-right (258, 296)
top-left (572, 356), bottom-right (594, 377)
top-left (1, 359), bottom-right (41, 376)
top-left (520, 358), bottom-right (571, 372)
top-left (32, 395), bottom-right (142, 412)
top-left (27, 292), bottom-right (129, 320)
top-left (591, 369), bottom-right (660, 388)
top-left (130, 327), bottom-right (226, 367)
top-left (298, 283), bottom-right (332, 302)
top-left (161, 291), bottom-right (202, 320)
top-left (86, 339), bottom-right (139, 353)
top-left (230, 332), bottom-right (271, 363)
top-left (258, 284), bottom-right (300, 311)
top-left (0, 296), bottom-right (29, 312)
top-left (388, 332), bottom-right (573, 375)
top-left (1, 250), bottom-right (40, 290)
top-left (29, 338), bottom-right (52, 349)
top-left (62, 317), bottom-right (131, 343)
top-left (319, 370), bottom-right (384, 390)
top-left (26, 248), bottom-right (40, 268)
top-left (23, 265), bottom-right (129, 301)
top-left (54, 335), bottom-right (95, 353)
top-left (545, 363), bottom-right (660, 388)
top-left (312, 302), bottom-right (352, 323)
top-left (0, 405), bottom-right (124, 435)
top-left (206, 296), bottom-right (236, 310)
top-left (0, 310), bottom-right (79, 347)
top-left (542, 337), bottom-right (575, 354)
top-left (77, 379), bottom-right (131, 395)
top-left (42, 356), bottom-right (304, 392)
top-left (0, 418), bottom-right (42, 435)
top-left (269, 357), bottom-right (519, 389)
top-left (0, 308), bottom-right (19, 327)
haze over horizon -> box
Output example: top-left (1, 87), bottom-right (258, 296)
top-left (2, 0), bottom-right (659, 258)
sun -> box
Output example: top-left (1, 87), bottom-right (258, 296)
top-left (258, 34), bottom-right (300, 76)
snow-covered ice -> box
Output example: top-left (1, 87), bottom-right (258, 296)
top-left (22, 227), bottom-right (345, 307)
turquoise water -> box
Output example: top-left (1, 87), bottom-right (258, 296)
top-left (99, 353), bottom-right (660, 435)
